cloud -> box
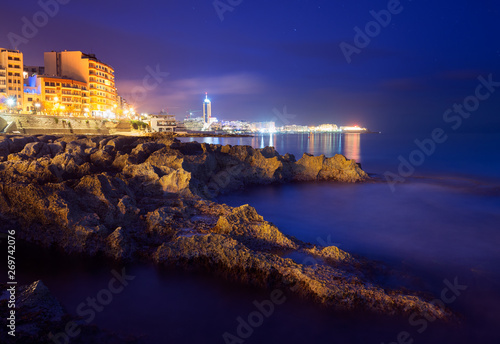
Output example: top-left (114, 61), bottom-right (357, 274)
top-left (116, 73), bottom-right (268, 113)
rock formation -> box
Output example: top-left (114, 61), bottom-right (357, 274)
top-left (0, 134), bottom-right (452, 332)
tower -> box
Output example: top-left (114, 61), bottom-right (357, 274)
top-left (203, 92), bottom-right (211, 124)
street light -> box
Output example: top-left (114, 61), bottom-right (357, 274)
top-left (6, 98), bottom-right (16, 113)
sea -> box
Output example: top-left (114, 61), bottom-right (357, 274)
top-left (4, 132), bottom-right (500, 344)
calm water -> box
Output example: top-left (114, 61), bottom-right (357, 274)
top-left (3, 133), bottom-right (500, 343)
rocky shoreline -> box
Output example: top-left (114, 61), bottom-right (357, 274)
top-left (0, 134), bottom-right (452, 342)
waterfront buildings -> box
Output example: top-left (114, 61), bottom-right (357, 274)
top-left (0, 48), bottom-right (24, 110)
top-left (183, 117), bottom-right (204, 131)
top-left (23, 75), bottom-right (89, 116)
top-left (251, 121), bottom-right (276, 133)
top-left (149, 112), bottom-right (177, 133)
top-left (44, 51), bottom-right (117, 117)
top-left (339, 125), bottom-right (367, 133)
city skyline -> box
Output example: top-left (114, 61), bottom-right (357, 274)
top-left (1, 1), bottom-right (499, 133)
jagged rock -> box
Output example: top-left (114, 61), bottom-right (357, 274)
top-left (293, 153), bottom-right (368, 182)
top-left (47, 142), bottom-right (65, 157)
top-left (0, 139), bottom-right (10, 160)
top-left (213, 204), bottom-right (297, 250)
top-left (9, 136), bottom-right (38, 153)
top-left (158, 168), bottom-right (192, 195)
top-left (16, 280), bottom-right (65, 322)
top-left (21, 142), bottom-right (51, 158)
top-left (107, 227), bottom-right (136, 259)
top-left (129, 142), bottom-right (166, 164)
top-left (305, 245), bottom-right (352, 263)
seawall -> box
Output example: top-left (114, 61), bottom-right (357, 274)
top-left (0, 113), bottom-right (132, 135)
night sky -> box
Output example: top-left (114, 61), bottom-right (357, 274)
top-left (1, 0), bottom-right (499, 133)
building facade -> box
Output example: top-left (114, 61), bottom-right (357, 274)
top-left (23, 75), bottom-right (89, 116)
top-left (149, 113), bottom-right (177, 133)
top-left (0, 66), bottom-right (6, 108)
top-left (44, 51), bottom-right (117, 117)
top-left (0, 48), bottom-right (24, 110)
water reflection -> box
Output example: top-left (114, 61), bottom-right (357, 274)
top-left (343, 133), bottom-right (361, 162)
top-left (180, 133), bottom-right (361, 163)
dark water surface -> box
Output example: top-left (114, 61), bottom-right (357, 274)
top-left (3, 133), bottom-right (500, 343)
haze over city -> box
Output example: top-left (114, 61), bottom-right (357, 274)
top-left (1, 0), bottom-right (499, 133)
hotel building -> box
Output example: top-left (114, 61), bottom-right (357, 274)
top-left (44, 51), bottom-right (117, 117)
top-left (24, 74), bottom-right (89, 115)
top-left (203, 93), bottom-right (211, 124)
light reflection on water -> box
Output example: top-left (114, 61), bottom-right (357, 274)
top-left (182, 132), bottom-right (361, 162)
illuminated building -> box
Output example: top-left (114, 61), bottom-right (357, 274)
top-left (251, 121), bottom-right (276, 133)
top-left (0, 66), bottom-right (6, 106)
top-left (23, 74), bottom-right (89, 116)
top-left (203, 92), bottom-right (211, 124)
top-left (149, 113), bottom-right (177, 133)
top-left (340, 125), bottom-right (367, 133)
top-left (44, 51), bottom-right (117, 117)
top-left (0, 48), bottom-right (24, 110)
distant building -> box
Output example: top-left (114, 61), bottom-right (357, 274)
top-left (149, 113), bottom-right (177, 133)
top-left (0, 48), bottom-right (24, 110)
top-left (202, 93), bottom-right (211, 125)
top-left (44, 50), bottom-right (117, 117)
top-left (316, 124), bottom-right (339, 132)
top-left (251, 121), bottom-right (276, 133)
top-left (183, 117), bottom-right (204, 131)
top-left (340, 125), bottom-right (367, 133)
top-left (220, 120), bottom-right (252, 132)
top-left (277, 125), bottom-right (309, 133)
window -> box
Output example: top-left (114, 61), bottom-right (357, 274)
top-left (28, 97), bottom-right (33, 102)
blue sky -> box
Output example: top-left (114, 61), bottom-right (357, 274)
top-left (1, 0), bottom-right (499, 133)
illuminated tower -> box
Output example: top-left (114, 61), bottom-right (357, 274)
top-left (203, 92), bottom-right (211, 124)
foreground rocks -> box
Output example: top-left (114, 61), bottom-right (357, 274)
top-left (0, 281), bottom-right (137, 343)
top-left (0, 134), bottom-right (452, 340)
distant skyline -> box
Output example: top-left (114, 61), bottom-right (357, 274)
top-left (1, 0), bottom-right (499, 133)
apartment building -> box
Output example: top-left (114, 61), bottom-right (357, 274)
top-left (0, 48), bottom-right (24, 109)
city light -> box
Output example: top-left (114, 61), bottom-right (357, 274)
top-left (6, 98), bottom-right (15, 107)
